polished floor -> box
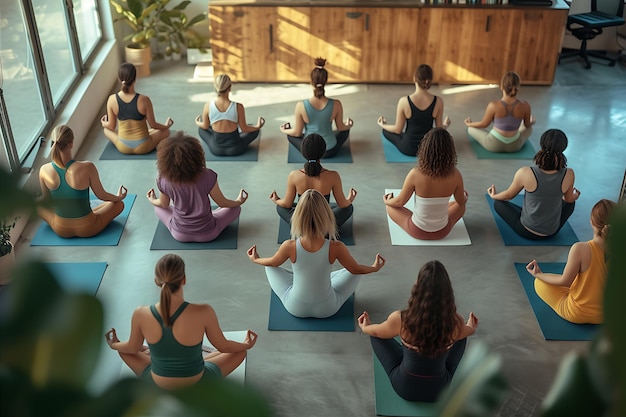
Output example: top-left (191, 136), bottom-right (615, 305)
top-left (18, 58), bottom-right (626, 417)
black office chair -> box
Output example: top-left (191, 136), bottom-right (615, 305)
top-left (559, 0), bottom-right (625, 69)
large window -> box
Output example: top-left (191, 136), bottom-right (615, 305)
top-left (0, 0), bottom-right (103, 172)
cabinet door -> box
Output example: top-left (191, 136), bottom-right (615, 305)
top-left (274, 7), bottom-right (313, 82)
top-left (241, 7), bottom-right (278, 81)
top-left (208, 6), bottom-right (244, 79)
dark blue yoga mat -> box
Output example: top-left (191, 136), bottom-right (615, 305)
top-left (277, 216), bottom-right (355, 246)
top-left (381, 132), bottom-right (417, 163)
top-left (99, 141), bottom-right (157, 160)
top-left (514, 262), bottom-right (600, 341)
top-left (201, 137), bottom-right (260, 162)
top-left (468, 135), bottom-right (536, 160)
top-left (31, 194), bottom-right (136, 246)
top-left (149, 218), bottom-right (239, 250)
top-left (268, 291), bottom-right (355, 331)
top-left (45, 262), bottom-right (108, 296)
top-left (486, 194), bottom-right (579, 246)
top-left (287, 141), bottom-right (353, 163)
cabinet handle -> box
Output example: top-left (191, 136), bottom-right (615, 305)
top-left (233, 10), bottom-right (244, 17)
top-left (269, 24), bottom-right (273, 52)
top-left (365, 14), bottom-right (370, 31)
top-left (485, 16), bottom-right (491, 32)
top-left (346, 12), bottom-right (363, 19)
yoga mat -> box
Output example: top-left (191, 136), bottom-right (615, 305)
top-left (268, 291), bottom-right (355, 331)
top-left (45, 262), bottom-right (107, 296)
top-left (385, 189), bottom-right (471, 246)
top-left (486, 194), bottom-right (579, 246)
top-left (381, 132), bottom-right (418, 163)
top-left (373, 344), bottom-right (438, 416)
top-left (201, 137), bottom-right (260, 162)
top-left (513, 263), bottom-right (600, 341)
top-left (150, 218), bottom-right (239, 250)
top-left (99, 141), bottom-right (157, 160)
top-left (277, 216), bottom-right (355, 246)
top-left (468, 136), bottom-right (536, 159)
top-left (31, 194), bottom-right (136, 246)
top-left (287, 141), bottom-right (353, 163)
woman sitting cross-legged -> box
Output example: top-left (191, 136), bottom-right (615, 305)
top-left (248, 189), bottom-right (385, 318)
top-left (280, 57), bottom-right (353, 158)
top-left (270, 133), bottom-right (356, 227)
top-left (526, 199), bottom-right (616, 324)
top-left (37, 124), bottom-right (127, 238)
top-left (195, 73), bottom-right (265, 156)
top-left (101, 62), bottom-right (173, 154)
top-left (384, 128), bottom-right (468, 240)
top-left (147, 134), bottom-right (247, 242)
top-left (358, 260), bottom-right (478, 402)
top-left (105, 254), bottom-right (257, 389)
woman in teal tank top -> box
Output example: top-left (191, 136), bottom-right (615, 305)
top-left (37, 125), bottom-right (127, 238)
top-left (105, 254), bottom-right (258, 390)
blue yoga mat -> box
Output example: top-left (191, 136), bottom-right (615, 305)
top-left (277, 216), bottom-right (355, 246)
top-left (373, 344), bottom-right (438, 416)
top-left (514, 263), bottom-right (600, 341)
top-left (287, 141), bottom-right (353, 163)
top-left (381, 132), bottom-right (417, 163)
top-left (31, 194), bottom-right (136, 246)
top-left (268, 291), bottom-right (355, 331)
top-left (45, 262), bottom-right (108, 296)
top-left (468, 135), bottom-right (536, 160)
top-left (99, 141), bottom-right (157, 160)
top-left (201, 137), bottom-right (260, 162)
top-left (150, 218), bottom-right (239, 250)
top-left (486, 194), bottom-right (579, 246)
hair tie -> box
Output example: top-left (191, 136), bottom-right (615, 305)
top-left (315, 66), bottom-right (324, 69)
top-left (121, 80), bottom-right (126, 85)
top-left (315, 83), bottom-right (323, 87)
top-left (51, 140), bottom-right (55, 146)
top-left (307, 159), bottom-right (317, 163)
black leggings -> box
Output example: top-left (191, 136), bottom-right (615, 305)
top-left (287, 129), bottom-right (350, 158)
top-left (370, 336), bottom-right (466, 402)
top-left (382, 129), bottom-right (425, 157)
top-left (198, 127), bottom-right (259, 156)
top-left (494, 199), bottom-right (575, 240)
top-left (276, 203), bottom-right (353, 228)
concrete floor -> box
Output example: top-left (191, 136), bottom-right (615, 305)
top-left (18, 58), bottom-right (626, 417)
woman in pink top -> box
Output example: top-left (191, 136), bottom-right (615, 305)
top-left (384, 128), bottom-right (468, 240)
top-left (464, 71), bottom-right (535, 153)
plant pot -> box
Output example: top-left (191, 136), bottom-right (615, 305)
top-left (0, 243), bottom-right (15, 285)
top-left (125, 44), bottom-right (152, 77)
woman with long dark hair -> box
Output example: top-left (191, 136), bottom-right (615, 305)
top-left (358, 260), bottom-right (478, 402)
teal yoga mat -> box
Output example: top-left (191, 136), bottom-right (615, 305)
top-left (45, 262), bottom-right (108, 295)
top-left (287, 141), bottom-right (353, 163)
top-left (277, 216), bottom-right (355, 246)
top-left (31, 194), bottom-right (136, 246)
top-left (150, 218), bottom-right (239, 250)
top-left (268, 291), bottom-right (355, 331)
top-left (468, 135), bottom-right (536, 159)
top-left (381, 132), bottom-right (417, 163)
top-left (99, 142), bottom-right (157, 160)
top-left (486, 194), bottom-right (579, 246)
top-left (514, 262), bottom-right (600, 341)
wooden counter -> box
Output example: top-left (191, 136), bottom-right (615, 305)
top-left (209, 0), bottom-right (569, 84)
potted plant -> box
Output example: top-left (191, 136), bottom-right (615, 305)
top-left (158, 1), bottom-right (209, 60)
top-left (0, 217), bottom-right (18, 285)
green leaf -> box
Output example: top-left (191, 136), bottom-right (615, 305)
top-left (0, 170), bottom-right (37, 222)
top-left (171, 0), bottom-right (191, 11)
top-left (126, 0), bottom-right (144, 19)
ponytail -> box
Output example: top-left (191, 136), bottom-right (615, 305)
top-left (311, 57), bottom-right (328, 99)
top-left (118, 63), bottom-right (137, 94)
top-left (154, 254), bottom-right (186, 327)
top-left (50, 125), bottom-right (74, 167)
top-left (301, 133), bottom-right (326, 176)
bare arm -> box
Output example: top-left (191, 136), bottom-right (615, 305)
top-left (433, 96), bottom-right (450, 129)
top-left (562, 169), bottom-right (581, 203)
top-left (452, 169), bottom-right (469, 207)
top-left (86, 162), bottom-right (126, 202)
top-left (383, 169), bottom-right (416, 207)
top-left (377, 97), bottom-right (407, 134)
top-left (38, 167), bottom-right (52, 200)
top-left (141, 96), bottom-right (171, 130)
top-left (146, 188), bottom-right (170, 208)
top-left (330, 171), bottom-right (356, 208)
top-left (280, 102), bottom-right (306, 136)
top-left (456, 312), bottom-right (479, 340)
top-left (247, 241), bottom-right (294, 266)
top-left (331, 241), bottom-right (385, 274)
top-left (106, 307), bottom-right (147, 354)
top-left (358, 310), bottom-right (401, 339)
top-left (487, 167), bottom-right (527, 201)
top-left (464, 102), bottom-right (496, 128)
top-left (332, 99), bottom-right (352, 131)
top-left (520, 101), bottom-right (536, 129)
top-left (203, 305), bottom-right (257, 352)
top-left (526, 243), bottom-right (586, 287)
top-left (237, 102), bottom-right (264, 133)
top-left (101, 95), bottom-right (117, 130)
top-left (209, 181), bottom-right (247, 208)
top-left (195, 102), bottom-right (211, 129)
top-left (270, 171), bottom-right (298, 208)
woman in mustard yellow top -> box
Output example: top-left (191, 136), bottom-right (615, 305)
top-left (526, 199), bottom-right (616, 324)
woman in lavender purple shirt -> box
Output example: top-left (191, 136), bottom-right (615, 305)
top-left (147, 134), bottom-right (247, 242)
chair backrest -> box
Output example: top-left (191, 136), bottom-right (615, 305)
top-left (593, 0), bottom-right (624, 17)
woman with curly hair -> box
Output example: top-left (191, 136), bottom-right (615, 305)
top-left (248, 189), bottom-right (385, 318)
top-left (378, 64), bottom-right (451, 157)
top-left (280, 57), bottom-right (353, 158)
top-left (358, 260), bottom-right (478, 402)
top-left (488, 128), bottom-right (580, 239)
top-left (146, 134), bottom-right (247, 242)
top-left (383, 128), bottom-right (468, 240)
top-left (270, 133), bottom-right (356, 227)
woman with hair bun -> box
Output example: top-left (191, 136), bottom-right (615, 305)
top-left (464, 71), bottom-right (535, 152)
top-left (488, 128), bottom-right (580, 239)
top-left (105, 254), bottom-right (257, 389)
top-left (270, 133), bottom-right (356, 227)
top-left (196, 73), bottom-right (265, 156)
top-left (248, 189), bottom-right (385, 318)
top-left (378, 64), bottom-right (451, 156)
top-left (147, 134), bottom-right (247, 242)
top-left (101, 63), bottom-right (173, 154)
top-left (280, 57), bottom-right (353, 158)
top-left (37, 125), bottom-right (127, 238)
top-left (358, 260), bottom-right (478, 402)
top-left (527, 199), bottom-right (616, 324)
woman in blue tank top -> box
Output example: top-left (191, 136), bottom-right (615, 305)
top-left (105, 254), bottom-right (257, 390)
top-left (280, 57), bottom-right (353, 158)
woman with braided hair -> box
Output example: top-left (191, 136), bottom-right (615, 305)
top-left (358, 260), bottom-right (478, 402)
top-left (383, 128), bottom-right (468, 240)
top-left (105, 254), bottom-right (257, 389)
top-left (488, 128), bottom-right (580, 239)
top-left (280, 57), bottom-right (353, 158)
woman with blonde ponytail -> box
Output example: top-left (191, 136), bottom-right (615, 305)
top-left (105, 254), bottom-right (257, 390)
top-left (280, 57), bottom-right (353, 158)
top-left (526, 199), bottom-right (617, 324)
top-left (37, 125), bottom-right (127, 238)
